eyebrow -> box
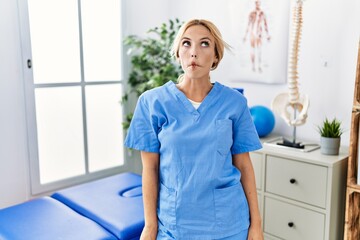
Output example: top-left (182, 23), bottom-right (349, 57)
top-left (181, 37), bottom-right (212, 42)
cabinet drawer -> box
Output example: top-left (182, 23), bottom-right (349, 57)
top-left (250, 152), bottom-right (262, 190)
top-left (266, 155), bottom-right (327, 208)
top-left (264, 197), bottom-right (325, 240)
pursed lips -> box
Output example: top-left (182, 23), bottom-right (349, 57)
top-left (188, 62), bottom-right (200, 68)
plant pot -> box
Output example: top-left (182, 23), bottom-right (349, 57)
top-left (320, 137), bottom-right (341, 155)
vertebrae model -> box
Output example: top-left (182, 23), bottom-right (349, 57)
top-left (272, 0), bottom-right (309, 126)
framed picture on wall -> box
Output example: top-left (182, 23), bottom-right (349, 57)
top-left (212, 0), bottom-right (290, 84)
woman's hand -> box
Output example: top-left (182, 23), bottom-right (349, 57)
top-left (247, 222), bottom-right (264, 240)
top-left (140, 225), bottom-right (158, 240)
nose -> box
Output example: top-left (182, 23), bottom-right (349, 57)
top-left (190, 45), bottom-right (198, 58)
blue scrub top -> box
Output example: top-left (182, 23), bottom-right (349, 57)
top-left (125, 81), bottom-right (262, 239)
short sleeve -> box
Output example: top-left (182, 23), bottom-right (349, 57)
top-left (124, 95), bottom-right (160, 153)
top-left (231, 101), bottom-right (262, 155)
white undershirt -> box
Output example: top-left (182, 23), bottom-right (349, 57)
top-left (188, 98), bottom-right (202, 110)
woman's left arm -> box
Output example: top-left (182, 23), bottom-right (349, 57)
top-left (233, 152), bottom-right (264, 240)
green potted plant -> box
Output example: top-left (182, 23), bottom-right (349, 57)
top-left (317, 117), bottom-right (344, 155)
top-left (122, 18), bottom-right (183, 129)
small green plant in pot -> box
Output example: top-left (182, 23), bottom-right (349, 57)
top-left (317, 118), bottom-right (344, 155)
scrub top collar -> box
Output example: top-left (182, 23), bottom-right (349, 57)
top-left (166, 81), bottom-right (222, 116)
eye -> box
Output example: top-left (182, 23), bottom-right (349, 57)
top-left (182, 40), bottom-right (191, 47)
top-left (201, 41), bottom-right (210, 47)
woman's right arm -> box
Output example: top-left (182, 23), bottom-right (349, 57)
top-left (140, 151), bottom-right (160, 240)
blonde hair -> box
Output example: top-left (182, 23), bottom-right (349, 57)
top-left (170, 19), bottom-right (231, 75)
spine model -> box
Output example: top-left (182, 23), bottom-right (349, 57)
top-left (288, 0), bottom-right (303, 105)
top-left (271, 0), bottom-right (309, 127)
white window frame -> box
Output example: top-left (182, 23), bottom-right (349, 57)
top-left (17, 0), bottom-right (131, 194)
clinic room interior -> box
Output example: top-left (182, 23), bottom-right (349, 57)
top-left (1, 0), bottom-right (360, 239)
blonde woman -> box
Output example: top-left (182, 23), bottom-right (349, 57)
top-left (125, 19), bottom-right (263, 240)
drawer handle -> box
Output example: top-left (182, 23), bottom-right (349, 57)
top-left (289, 178), bottom-right (296, 184)
top-left (288, 222), bottom-right (294, 228)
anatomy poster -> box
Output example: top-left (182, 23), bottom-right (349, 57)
top-left (212, 0), bottom-right (290, 84)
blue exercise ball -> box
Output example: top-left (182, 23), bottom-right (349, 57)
top-left (249, 105), bottom-right (275, 137)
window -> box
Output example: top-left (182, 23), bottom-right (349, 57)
top-left (18, 0), bottom-right (127, 194)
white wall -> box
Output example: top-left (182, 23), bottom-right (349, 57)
top-left (0, 0), bottom-right (359, 208)
top-left (123, 0), bottom-right (170, 36)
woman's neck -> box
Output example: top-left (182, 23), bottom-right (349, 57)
top-left (176, 77), bottom-right (213, 102)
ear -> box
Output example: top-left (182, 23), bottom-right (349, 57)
top-left (211, 62), bottom-right (217, 69)
top-left (177, 53), bottom-right (181, 63)
top-left (212, 58), bottom-right (218, 67)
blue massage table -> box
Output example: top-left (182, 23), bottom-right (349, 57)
top-left (0, 172), bottom-right (144, 240)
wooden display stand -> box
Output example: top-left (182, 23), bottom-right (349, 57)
top-left (344, 41), bottom-right (360, 240)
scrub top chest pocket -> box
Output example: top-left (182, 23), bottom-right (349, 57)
top-left (216, 119), bottom-right (233, 156)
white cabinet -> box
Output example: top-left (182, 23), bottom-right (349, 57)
top-left (250, 142), bottom-right (348, 240)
